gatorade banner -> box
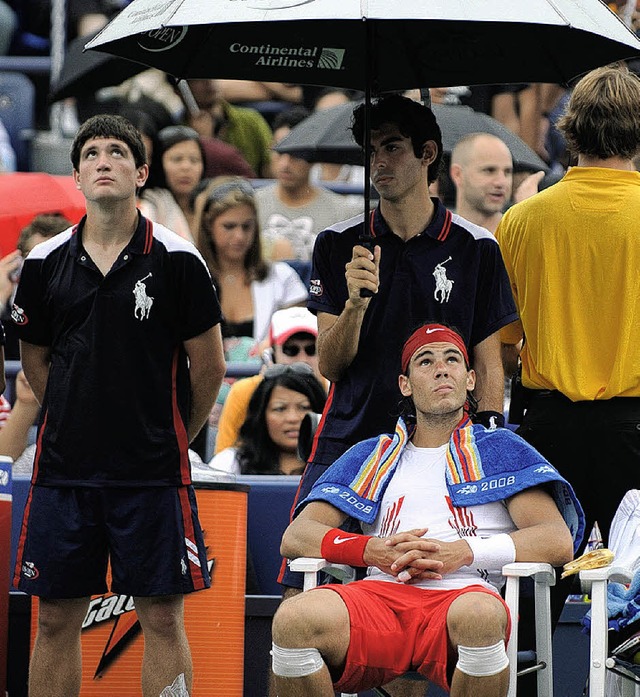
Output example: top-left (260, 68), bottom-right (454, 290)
top-left (30, 484), bottom-right (248, 696)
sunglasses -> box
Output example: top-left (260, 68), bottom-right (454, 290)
top-left (157, 125), bottom-right (201, 145)
top-left (281, 343), bottom-right (316, 358)
top-left (264, 363), bottom-right (314, 379)
top-left (205, 179), bottom-right (255, 207)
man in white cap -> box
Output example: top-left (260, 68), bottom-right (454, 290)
top-left (214, 306), bottom-right (325, 453)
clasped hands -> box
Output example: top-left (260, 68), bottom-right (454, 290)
top-left (363, 527), bottom-right (473, 584)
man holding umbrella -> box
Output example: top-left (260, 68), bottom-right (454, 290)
top-left (281, 94), bottom-right (517, 585)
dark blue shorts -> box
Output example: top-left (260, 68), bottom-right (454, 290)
top-left (14, 485), bottom-right (211, 599)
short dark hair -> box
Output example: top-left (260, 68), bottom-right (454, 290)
top-left (70, 114), bottom-right (147, 170)
top-left (272, 106), bottom-right (311, 132)
top-left (351, 94), bottom-right (443, 183)
top-left (150, 125), bottom-right (206, 191)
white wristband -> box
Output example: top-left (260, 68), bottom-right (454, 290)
top-left (465, 533), bottom-right (516, 571)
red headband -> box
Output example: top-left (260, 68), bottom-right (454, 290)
top-left (401, 324), bottom-right (469, 373)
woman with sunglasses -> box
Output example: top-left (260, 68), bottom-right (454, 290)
top-left (214, 306), bottom-right (326, 455)
top-left (208, 364), bottom-right (326, 475)
top-left (192, 175), bottom-right (308, 346)
top-left (138, 125), bottom-right (207, 242)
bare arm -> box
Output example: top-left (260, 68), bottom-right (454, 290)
top-left (19, 341), bottom-right (51, 406)
top-left (506, 487), bottom-right (574, 566)
top-left (516, 84), bottom-right (543, 154)
top-left (215, 80), bottom-right (302, 103)
top-left (471, 331), bottom-right (505, 413)
top-left (513, 171), bottom-right (545, 204)
top-left (502, 341), bottom-right (522, 379)
top-left (0, 250), bottom-right (21, 307)
top-left (0, 370), bottom-right (39, 461)
top-left (499, 319), bottom-right (524, 378)
top-left (281, 501), bottom-right (446, 581)
top-left (184, 324), bottom-right (226, 443)
top-left (316, 244), bottom-right (381, 382)
top-left (280, 501), bottom-right (348, 559)
top-left (0, 346), bottom-right (5, 396)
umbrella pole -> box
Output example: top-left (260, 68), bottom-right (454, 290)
top-left (363, 17), bottom-right (372, 234)
top-left (622, 0), bottom-right (636, 29)
top-left (359, 17), bottom-right (375, 299)
top-left (49, 0), bottom-right (67, 137)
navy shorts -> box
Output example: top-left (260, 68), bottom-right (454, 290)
top-left (14, 485), bottom-right (211, 599)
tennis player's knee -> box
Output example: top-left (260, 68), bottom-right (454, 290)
top-left (447, 592), bottom-right (508, 644)
top-left (272, 589), bottom-right (347, 647)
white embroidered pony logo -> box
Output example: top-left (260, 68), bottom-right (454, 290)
top-left (433, 257), bottom-right (454, 303)
top-left (133, 273), bottom-right (154, 320)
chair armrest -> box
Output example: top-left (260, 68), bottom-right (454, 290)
top-left (579, 564), bottom-right (632, 587)
top-left (502, 562), bottom-right (556, 585)
top-left (288, 557), bottom-right (356, 591)
top-left (502, 563), bottom-right (556, 697)
top-left (580, 564), bottom-right (633, 697)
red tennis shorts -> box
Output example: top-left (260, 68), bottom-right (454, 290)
top-left (319, 580), bottom-right (511, 694)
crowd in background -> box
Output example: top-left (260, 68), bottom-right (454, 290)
top-left (1, 4), bottom-right (640, 697)
top-left (0, 0), bottom-right (638, 459)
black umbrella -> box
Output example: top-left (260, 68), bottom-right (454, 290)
top-left (85, 0), bottom-right (640, 91)
top-left (85, 0), bottom-right (640, 254)
top-left (49, 30), bottom-right (151, 103)
top-left (274, 100), bottom-right (550, 173)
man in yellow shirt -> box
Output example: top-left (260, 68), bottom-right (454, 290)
top-left (495, 63), bottom-right (640, 638)
top-left (214, 306), bottom-right (325, 453)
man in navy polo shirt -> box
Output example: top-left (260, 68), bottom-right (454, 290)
top-left (281, 94), bottom-right (517, 585)
top-left (11, 114), bottom-right (226, 697)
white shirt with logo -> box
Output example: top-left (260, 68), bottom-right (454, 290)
top-left (363, 442), bottom-right (515, 592)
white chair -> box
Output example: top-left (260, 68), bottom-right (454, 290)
top-left (289, 557), bottom-right (556, 697)
top-left (580, 564), bottom-right (636, 697)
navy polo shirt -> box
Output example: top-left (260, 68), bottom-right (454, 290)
top-left (307, 199), bottom-right (518, 466)
top-left (12, 214), bottom-right (222, 487)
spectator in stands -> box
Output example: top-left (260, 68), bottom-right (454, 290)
top-left (449, 133), bottom-right (544, 234)
top-left (193, 176), bottom-right (308, 348)
top-left (308, 88), bottom-right (365, 191)
top-left (183, 78), bottom-right (273, 177)
top-left (0, 116), bottom-right (16, 171)
top-left (209, 363), bottom-right (326, 476)
top-left (0, 368), bottom-right (39, 475)
top-left (256, 106), bottom-right (363, 262)
top-left (215, 80), bottom-right (303, 106)
top-left (138, 125), bottom-right (207, 241)
top-left (10, 0), bottom-right (128, 47)
top-left (115, 107), bottom-right (160, 175)
top-left (0, 213), bottom-right (72, 361)
top-left (215, 306), bottom-right (325, 455)
top-left (0, 0), bottom-right (16, 54)
top-left (192, 176), bottom-right (309, 448)
top-left (115, 102), bottom-right (255, 182)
